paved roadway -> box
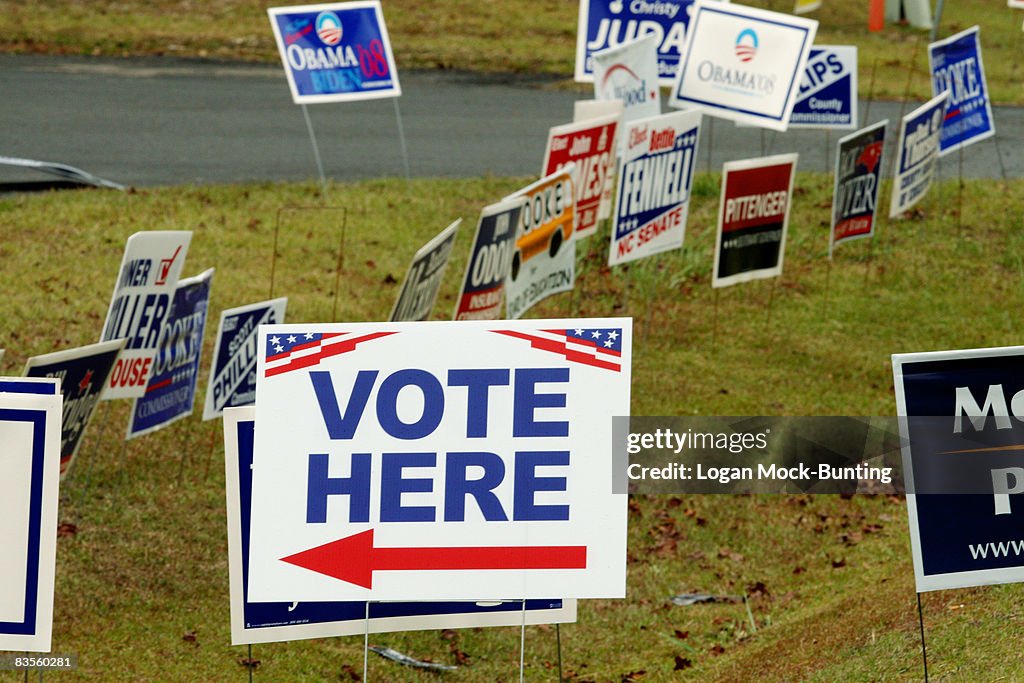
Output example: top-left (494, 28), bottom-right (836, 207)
top-left (0, 54), bottom-right (1020, 188)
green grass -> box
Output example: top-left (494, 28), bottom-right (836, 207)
top-left (1, 172), bottom-right (1023, 680)
top-left (0, 0), bottom-right (1021, 103)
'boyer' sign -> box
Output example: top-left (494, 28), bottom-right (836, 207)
top-left (100, 231), bottom-right (191, 400)
top-left (247, 319), bottom-right (631, 602)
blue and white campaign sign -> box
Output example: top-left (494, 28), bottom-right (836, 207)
top-left (592, 34), bottom-right (661, 124)
top-left (453, 197), bottom-right (527, 321)
top-left (100, 231), bottom-right (191, 401)
top-left (610, 109), bottom-right (701, 266)
top-left (928, 26), bottom-right (995, 156)
top-left (224, 407), bottom-right (575, 645)
top-left (247, 318), bottom-right (632, 602)
top-left (668, 0), bottom-right (817, 131)
top-left (830, 120), bottom-right (887, 259)
top-left (790, 45), bottom-right (857, 130)
top-left (504, 167), bottom-right (577, 320)
top-left (202, 297), bottom-right (288, 421)
top-left (889, 91), bottom-right (948, 218)
top-left (575, 0), bottom-right (730, 86)
top-left (390, 220), bottom-right (461, 322)
top-left (893, 346), bottom-right (1024, 592)
top-left (127, 269), bottom-right (213, 440)
top-left (0, 384), bottom-right (60, 651)
top-left (23, 339), bottom-right (125, 478)
top-left (268, 1), bottom-right (401, 104)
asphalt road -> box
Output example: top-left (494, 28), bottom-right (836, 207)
top-left (0, 54), bottom-right (1020, 188)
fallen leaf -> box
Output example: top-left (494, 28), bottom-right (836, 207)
top-left (340, 663), bottom-right (362, 681)
top-left (674, 656), bottom-right (692, 671)
top-left (673, 629), bottom-right (689, 640)
top-left (238, 657), bottom-right (260, 670)
top-left (57, 522), bottom-right (78, 538)
top-left (182, 630), bottom-right (197, 644)
top-left (710, 644), bottom-right (726, 656)
top-left (831, 558), bottom-right (847, 569)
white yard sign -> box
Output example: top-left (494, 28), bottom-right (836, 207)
top-left (248, 319), bottom-right (631, 602)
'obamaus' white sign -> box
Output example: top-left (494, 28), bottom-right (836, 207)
top-left (668, 0), bottom-right (817, 131)
top-left (247, 319), bottom-right (631, 602)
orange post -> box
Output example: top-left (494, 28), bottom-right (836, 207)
top-left (868, 0), bottom-right (885, 32)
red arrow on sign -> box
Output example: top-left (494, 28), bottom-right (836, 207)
top-left (280, 529), bottom-right (588, 589)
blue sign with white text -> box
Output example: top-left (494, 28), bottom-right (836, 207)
top-left (268, 1), bottom-right (401, 103)
top-left (24, 341), bottom-right (123, 476)
top-left (928, 26), bottom-right (995, 155)
top-left (895, 348), bottom-right (1024, 591)
top-left (790, 46), bottom-right (856, 129)
top-left (203, 298), bottom-right (287, 421)
top-left (575, 0), bottom-right (697, 86)
top-left (127, 270), bottom-right (212, 439)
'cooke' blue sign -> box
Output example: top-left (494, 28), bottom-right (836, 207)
top-left (928, 25), bottom-right (995, 156)
top-left (268, 1), bottom-right (401, 104)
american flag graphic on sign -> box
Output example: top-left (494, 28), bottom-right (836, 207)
top-left (265, 331), bottom-right (396, 377)
top-left (492, 328), bottom-right (623, 372)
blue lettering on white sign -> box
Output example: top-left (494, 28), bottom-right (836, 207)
top-left (304, 367), bottom-right (571, 525)
top-left (231, 418), bottom-right (564, 630)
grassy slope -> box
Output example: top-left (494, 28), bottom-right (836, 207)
top-left (0, 1), bottom-right (1020, 103)
top-left (0, 172), bottom-right (1023, 680)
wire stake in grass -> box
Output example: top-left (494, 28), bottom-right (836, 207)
top-left (917, 592), bottom-right (929, 682)
top-left (332, 208), bottom-right (347, 321)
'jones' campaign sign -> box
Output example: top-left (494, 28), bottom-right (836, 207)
top-left (575, 0), bottom-right (730, 86)
top-left (203, 298), bottom-right (289, 421)
top-left (247, 319), bottom-right (632, 602)
top-left (453, 198), bottom-right (526, 321)
top-left (893, 346), bottom-right (1024, 592)
top-left (100, 231), bottom-right (191, 400)
top-left (829, 120), bottom-right (887, 258)
top-left (504, 168), bottom-right (577, 320)
top-left (23, 339), bottom-right (125, 478)
top-left (790, 45), bottom-right (857, 130)
top-left (0, 386), bottom-right (60, 652)
top-left (889, 92), bottom-right (948, 218)
top-left (127, 269), bottom-right (214, 440)
top-left (928, 25), bottom-right (995, 156)
top-left (668, 0), bottom-right (817, 131)
top-left (543, 113), bottom-right (620, 238)
top-left (224, 407), bottom-right (575, 645)
top-left (391, 220), bottom-right (460, 322)
top-left (610, 109), bottom-right (701, 266)
top-left (268, 1), bottom-right (400, 103)
top-left (713, 154), bottom-right (796, 288)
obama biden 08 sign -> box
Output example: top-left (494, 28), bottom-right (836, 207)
top-left (247, 318), bottom-right (631, 602)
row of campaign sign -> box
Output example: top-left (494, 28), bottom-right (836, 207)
top-left (0, 0), bottom-right (1012, 657)
top-left (268, 0), bottom-right (995, 155)
top-left (12, 327), bottom-right (1024, 650)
